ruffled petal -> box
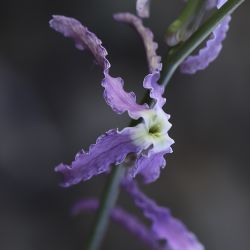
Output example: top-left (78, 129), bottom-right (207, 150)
top-left (124, 182), bottom-right (205, 250)
top-left (50, 15), bottom-right (147, 118)
top-left (55, 128), bottom-right (142, 187)
top-left (113, 13), bottom-right (165, 109)
top-left (102, 74), bottom-right (148, 119)
top-left (72, 198), bottom-right (164, 250)
top-left (180, 15), bottom-right (231, 74)
top-left (49, 15), bottom-right (109, 70)
top-left (136, 0), bottom-right (151, 18)
top-left (143, 72), bottom-right (165, 107)
top-left (129, 148), bottom-right (173, 184)
top-left (113, 12), bottom-right (162, 73)
top-left (180, 1), bottom-right (231, 74)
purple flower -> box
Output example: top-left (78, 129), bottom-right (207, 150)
top-left (50, 14), bottom-right (204, 250)
top-left (180, 0), bottom-right (231, 74)
top-left (72, 198), bottom-right (164, 250)
top-left (123, 181), bottom-right (205, 250)
top-left (50, 15), bottom-right (174, 187)
top-left (72, 181), bottom-right (204, 250)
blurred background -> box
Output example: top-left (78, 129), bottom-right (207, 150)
top-left (0, 0), bottom-right (249, 249)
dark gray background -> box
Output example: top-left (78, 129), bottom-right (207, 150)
top-left (0, 0), bottom-right (249, 249)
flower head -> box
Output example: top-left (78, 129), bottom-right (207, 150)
top-left (50, 15), bottom-right (174, 187)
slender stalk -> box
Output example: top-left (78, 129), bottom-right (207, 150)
top-left (85, 0), bottom-right (245, 249)
top-left (86, 165), bottom-right (126, 250)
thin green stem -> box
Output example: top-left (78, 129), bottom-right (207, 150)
top-left (85, 0), bottom-right (245, 249)
top-left (86, 165), bottom-right (126, 250)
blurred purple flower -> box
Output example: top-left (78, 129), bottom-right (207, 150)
top-left (123, 181), bottom-right (205, 250)
top-left (72, 198), bottom-right (164, 250)
top-left (72, 181), bottom-right (204, 250)
top-left (180, 0), bottom-right (231, 74)
top-left (50, 15), bottom-right (174, 187)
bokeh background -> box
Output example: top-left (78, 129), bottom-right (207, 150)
top-left (0, 0), bottom-right (249, 249)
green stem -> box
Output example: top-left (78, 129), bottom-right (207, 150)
top-left (86, 165), bottom-right (126, 250)
top-left (85, 0), bottom-right (245, 249)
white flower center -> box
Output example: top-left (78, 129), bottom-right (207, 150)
top-left (131, 106), bottom-right (174, 153)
